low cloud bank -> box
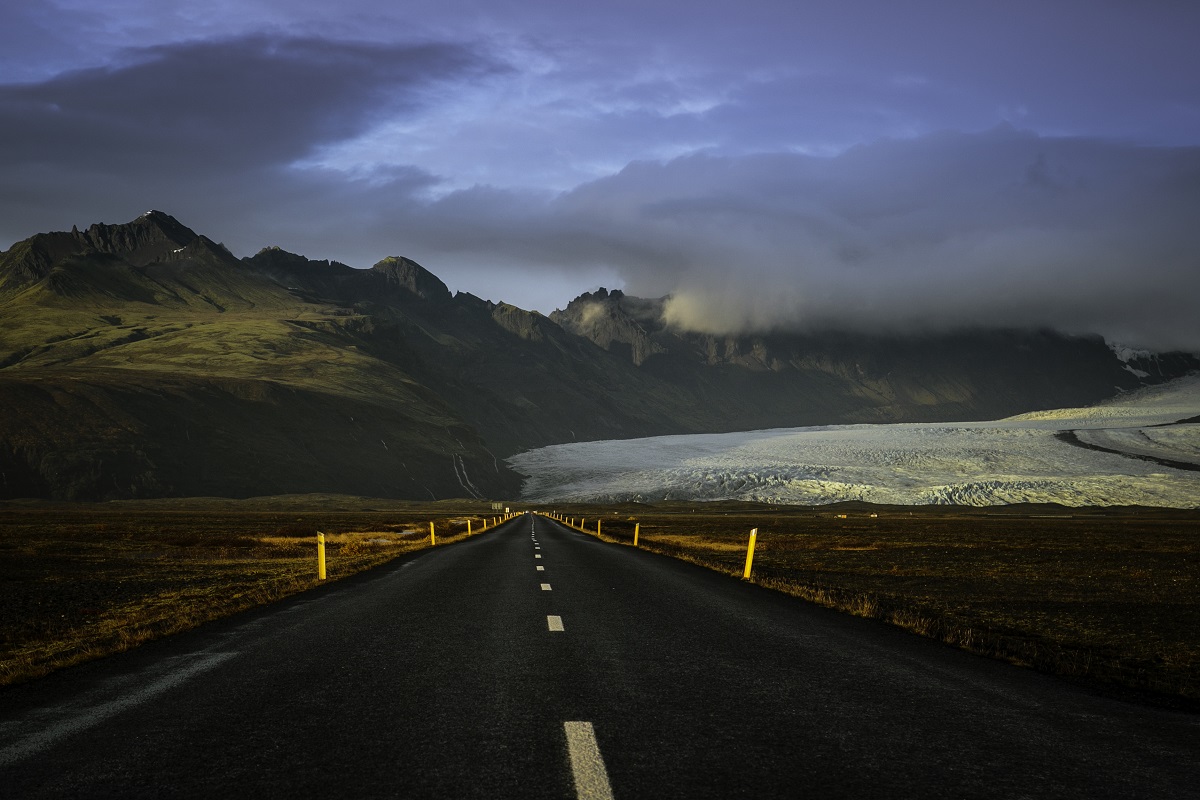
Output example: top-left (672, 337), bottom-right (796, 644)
top-left (530, 128), bottom-right (1200, 350)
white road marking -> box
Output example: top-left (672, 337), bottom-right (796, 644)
top-left (0, 652), bottom-right (237, 766)
top-left (537, 566), bottom-right (545, 571)
top-left (535, 554), bottom-right (542, 559)
top-left (547, 615), bottom-right (564, 632)
top-left (564, 721), bottom-right (615, 800)
top-left (541, 583), bottom-right (552, 591)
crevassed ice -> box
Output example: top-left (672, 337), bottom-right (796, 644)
top-left (508, 375), bottom-right (1200, 507)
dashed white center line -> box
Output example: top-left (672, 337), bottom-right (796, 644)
top-left (541, 583), bottom-right (552, 591)
top-left (535, 554), bottom-right (542, 559)
top-left (564, 721), bottom-right (615, 800)
top-left (537, 565), bottom-right (545, 571)
top-left (547, 615), bottom-right (564, 632)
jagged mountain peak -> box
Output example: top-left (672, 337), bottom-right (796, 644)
top-left (491, 302), bottom-right (547, 342)
top-left (245, 246), bottom-right (354, 280)
top-left (551, 288), bottom-right (668, 365)
top-left (0, 212), bottom-right (279, 309)
top-left (370, 256), bottom-right (451, 302)
top-left (0, 211), bottom-right (227, 296)
top-left (73, 210), bottom-right (201, 267)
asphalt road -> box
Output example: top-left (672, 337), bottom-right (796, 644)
top-left (1, 514), bottom-right (1196, 798)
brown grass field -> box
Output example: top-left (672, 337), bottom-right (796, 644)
top-left (3, 497), bottom-right (1197, 708)
top-left (0, 496), bottom-right (510, 685)
top-left (549, 502), bottom-right (1200, 706)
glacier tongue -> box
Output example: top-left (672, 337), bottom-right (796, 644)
top-left (509, 375), bottom-right (1200, 507)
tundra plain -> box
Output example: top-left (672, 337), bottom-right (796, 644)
top-left (557, 504), bottom-right (1200, 705)
top-left (0, 497), bottom-right (503, 685)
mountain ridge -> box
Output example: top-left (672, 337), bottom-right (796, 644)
top-left (1, 212), bottom-right (1195, 501)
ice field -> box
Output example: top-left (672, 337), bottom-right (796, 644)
top-left (509, 375), bottom-right (1200, 507)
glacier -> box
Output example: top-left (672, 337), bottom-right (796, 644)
top-left (509, 375), bottom-right (1200, 507)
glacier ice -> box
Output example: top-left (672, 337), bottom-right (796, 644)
top-left (509, 375), bottom-right (1200, 507)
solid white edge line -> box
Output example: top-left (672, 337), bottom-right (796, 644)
top-left (547, 615), bottom-right (564, 632)
top-left (564, 721), bottom-right (615, 800)
top-left (0, 652), bottom-right (237, 766)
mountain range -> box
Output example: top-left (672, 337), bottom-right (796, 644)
top-left (1, 211), bottom-right (1195, 501)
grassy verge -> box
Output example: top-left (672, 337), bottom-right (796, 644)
top-left (0, 497), bottom-right (512, 685)
top-left (551, 503), bottom-right (1200, 706)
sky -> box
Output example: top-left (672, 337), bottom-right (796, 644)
top-left (2, 0), bottom-right (1199, 350)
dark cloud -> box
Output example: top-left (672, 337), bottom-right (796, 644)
top-left (0, 34), bottom-right (499, 227)
top-left (1, 34), bottom-right (497, 169)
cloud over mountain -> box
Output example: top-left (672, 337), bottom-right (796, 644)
top-left (394, 128), bottom-right (1200, 350)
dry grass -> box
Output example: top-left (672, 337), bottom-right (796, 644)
top-left (0, 500), bottom-right (501, 685)
top-left (555, 504), bottom-right (1200, 705)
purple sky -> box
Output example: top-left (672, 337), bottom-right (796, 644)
top-left (2, 1), bottom-right (1199, 349)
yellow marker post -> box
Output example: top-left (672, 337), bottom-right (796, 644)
top-left (317, 532), bottom-right (327, 580)
top-left (467, 519), bottom-right (472, 536)
top-left (597, 519), bottom-right (602, 536)
top-left (633, 523), bottom-right (640, 547)
top-left (430, 521), bottom-right (436, 546)
top-left (742, 528), bottom-right (758, 580)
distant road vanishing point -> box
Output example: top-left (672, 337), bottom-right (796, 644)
top-left (1, 515), bottom-right (1196, 798)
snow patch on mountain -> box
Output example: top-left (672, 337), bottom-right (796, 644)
top-left (509, 375), bottom-right (1200, 507)
top-left (1109, 342), bottom-right (1153, 363)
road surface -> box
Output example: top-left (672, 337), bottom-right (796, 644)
top-left (1, 513), bottom-right (1196, 798)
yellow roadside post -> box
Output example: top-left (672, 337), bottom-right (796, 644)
top-left (467, 519), bottom-right (472, 536)
top-left (317, 532), bottom-right (327, 580)
top-left (633, 523), bottom-right (640, 547)
top-left (597, 519), bottom-right (602, 537)
top-left (430, 521), bottom-right (436, 546)
top-left (743, 528), bottom-right (758, 580)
